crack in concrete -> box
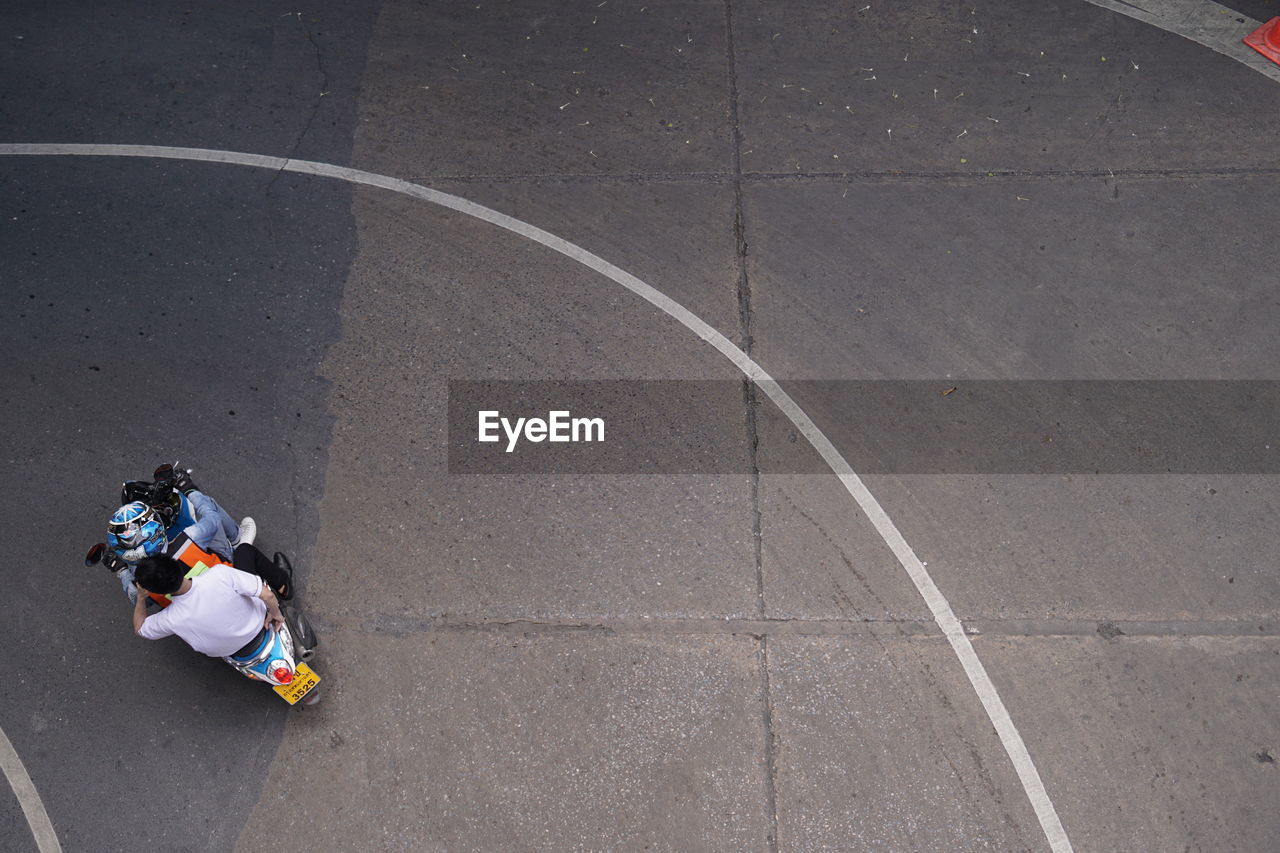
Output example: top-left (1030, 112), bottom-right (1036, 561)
top-left (297, 13), bottom-right (332, 148)
top-left (721, 0), bottom-right (762, 624)
top-left (726, 5), bottom-right (778, 848)
top-left (757, 634), bottom-right (780, 853)
top-left (266, 12), bottom-right (331, 197)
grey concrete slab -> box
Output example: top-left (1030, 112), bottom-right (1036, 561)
top-left (301, 186), bottom-right (759, 622)
top-left (769, 635), bottom-right (1043, 851)
top-left (1083, 0), bottom-right (1280, 86)
top-left (1227, 1), bottom-right (1280, 21)
top-left (759, 474), bottom-right (934, 622)
top-left (6, 1), bottom-right (1280, 851)
top-left (743, 172), bottom-right (1280, 627)
top-left (352, 0), bottom-right (734, 178)
top-left (744, 177), bottom-right (1280, 379)
top-left (733, 0), bottom-right (1280, 173)
top-left (318, 467), bottom-right (759, 621)
top-left (328, 186), bottom-right (743, 381)
top-left (0, 782), bottom-right (38, 853)
top-left (860, 474), bottom-right (1280, 622)
top-left (0, 0), bottom-right (379, 164)
top-left (238, 628), bottom-right (772, 852)
top-left (426, 180), bottom-right (745, 345)
top-left (976, 634), bottom-right (1280, 851)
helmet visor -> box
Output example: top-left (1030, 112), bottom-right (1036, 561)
top-left (108, 520), bottom-right (145, 548)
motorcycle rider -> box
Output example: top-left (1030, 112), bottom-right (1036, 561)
top-left (132, 554), bottom-right (286, 657)
top-left (106, 465), bottom-right (257, 602)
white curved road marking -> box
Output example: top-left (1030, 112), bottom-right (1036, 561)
top-left (1084, 0), bottom-right (1280, 84)
top-left (0, 143), bottom-right (1073, 852)
top-left (0, 726), bottom-right (61, 852)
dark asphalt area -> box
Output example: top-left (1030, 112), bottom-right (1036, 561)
top-left (2, 1), bottom-right (1279, 851)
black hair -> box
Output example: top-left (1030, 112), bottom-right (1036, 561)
top-left (135, 555), bottom-right (186, 595)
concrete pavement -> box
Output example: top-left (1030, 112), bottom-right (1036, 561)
top-left (2, 1), bottom-right (1278, 851)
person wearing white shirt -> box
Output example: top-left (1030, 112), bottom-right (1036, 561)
top-left (132, 555), bottom-right (285, 658)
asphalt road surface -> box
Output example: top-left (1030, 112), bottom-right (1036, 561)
top-left (2, 1), bottom-right (1278, 851)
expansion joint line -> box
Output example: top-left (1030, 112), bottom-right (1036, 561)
top-left (758, 634), bottom-right (781, 853)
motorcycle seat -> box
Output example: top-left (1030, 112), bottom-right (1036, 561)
top-left (229, 626), bottom-right (270, 660)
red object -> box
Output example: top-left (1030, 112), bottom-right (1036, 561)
top-left (272, 667), bottom-right (294, 684)
top-left (1244, 17), bottom-right (1280, 64)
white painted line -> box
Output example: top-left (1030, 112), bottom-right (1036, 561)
top-left (1084, 0), bottom-right (1280, 84)
top-left (0, 725), bottom-right (61, 853)
top-left (0, 143), bottom-right (1073, 851)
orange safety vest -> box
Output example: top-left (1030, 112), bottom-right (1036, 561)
top-left (146, 533), bottom-right (226, 608)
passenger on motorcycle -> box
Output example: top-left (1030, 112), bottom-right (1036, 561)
top-left (132, 555), bottom-right (286, 657)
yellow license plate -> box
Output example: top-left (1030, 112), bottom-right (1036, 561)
top-left (273, 662), bottom-right (321, 705)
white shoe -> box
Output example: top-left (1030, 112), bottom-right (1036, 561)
top-left (233, 516), bottom-right (257, 546)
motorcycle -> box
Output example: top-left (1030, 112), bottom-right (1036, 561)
top-left (84, 462), bottom-right (324, 706)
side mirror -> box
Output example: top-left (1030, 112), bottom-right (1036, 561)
top-left (85, 543), bottom-right (107, 568)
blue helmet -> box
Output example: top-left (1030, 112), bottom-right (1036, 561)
top-left (107, 502), bottom-right (167, 557)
